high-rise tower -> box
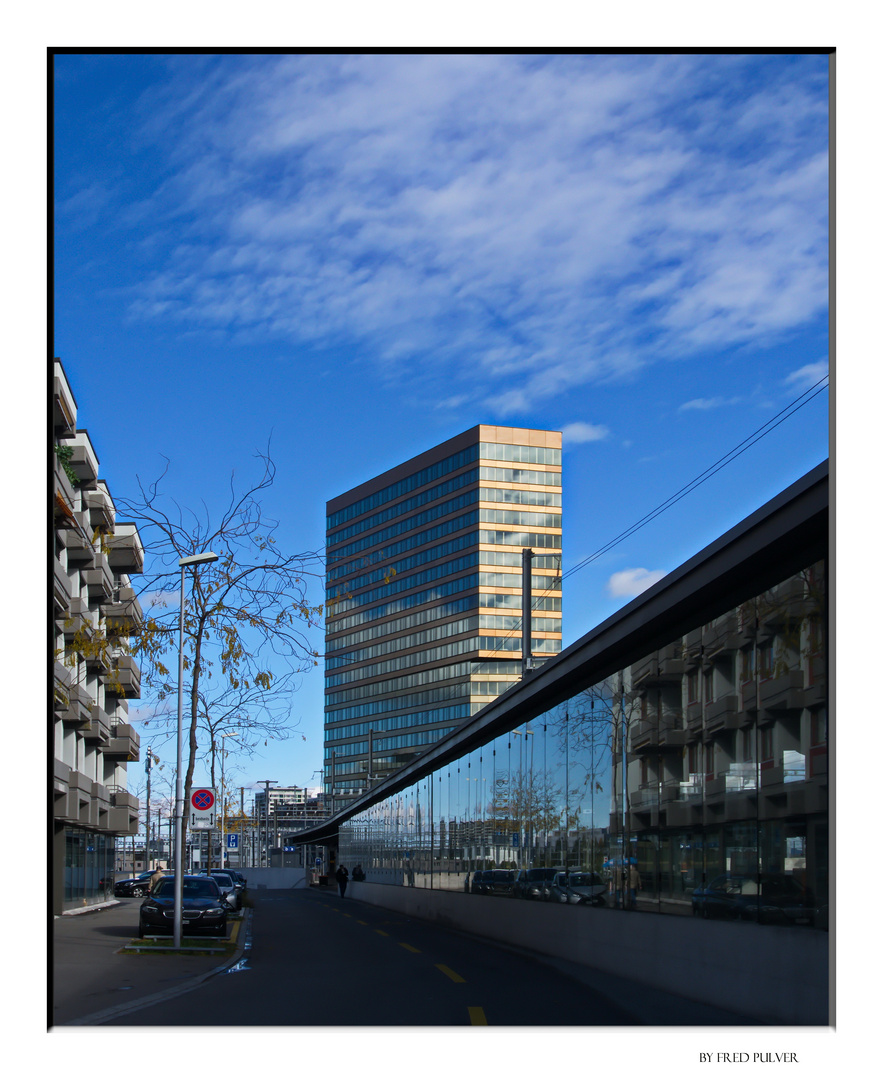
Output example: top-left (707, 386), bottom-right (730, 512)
top-left (324, 426), bottom-right (562, 806)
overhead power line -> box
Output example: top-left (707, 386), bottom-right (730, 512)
top-left (474, 374), bottom-right (829, 671)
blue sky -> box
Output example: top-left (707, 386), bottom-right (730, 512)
top-left (53, 51), bottom-right (830, 802)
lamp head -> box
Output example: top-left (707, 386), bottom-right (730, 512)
top-left (179, 551), bottom-right (219, 567)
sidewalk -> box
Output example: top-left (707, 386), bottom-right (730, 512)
top-left (51, 898), bottom-right (248, 1027)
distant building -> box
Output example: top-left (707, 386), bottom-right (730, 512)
top-left (53, 359), bottom-right (145, 913)
top-left (324, 425), bottom-right (563, 806)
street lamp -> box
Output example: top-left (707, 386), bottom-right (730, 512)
top-left (219, 731), bottom-right (239, 870)
top-left (257, 780), bottom-right (277, 868)
top-left (174, 550), bottom-right (219, 948)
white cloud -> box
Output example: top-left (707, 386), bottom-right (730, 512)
top-left (785, 360), bottom-right (829, 391)
top-left (562, 421), bottom-right (610, 444)
top-left (71, 54), bottom-right (828, 415)
top-left (607, 567), bottom-right (667, 598)
top-left (679, 397), bottom-right (741, 412)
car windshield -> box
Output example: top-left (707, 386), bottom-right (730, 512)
top-left (570, 873), bottom-right (600, 886)
top-left (212, 874), bottom-right (233, 886)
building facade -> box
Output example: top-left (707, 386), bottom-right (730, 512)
top-left (324, 426), bottom-right (563, 806)
top-left (53, 360), bottom-right (145, 913)
top-left (296, 463), bottom-right (829, 1023)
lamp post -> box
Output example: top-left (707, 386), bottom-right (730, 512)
top-left (257, 780), bottom-right (277, 868)
top-left (174, 551), bottom-right (219, 949)
top-left (219, 731), bottom-right (239, 870)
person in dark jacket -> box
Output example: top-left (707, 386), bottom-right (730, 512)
top-left (335, 864), bottom-right (349, 898)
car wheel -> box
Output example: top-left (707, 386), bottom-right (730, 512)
top-left (138, 919), bottom-right (147, 937)
top-left (133, 886), bottom-right (146, 897)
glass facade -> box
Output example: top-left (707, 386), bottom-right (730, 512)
top-left (63, 828), bottom-right (116, 907)
top-left (339, 561), bottom-right (828, 931)
top-left (325, 427), bottom-right (563, 805)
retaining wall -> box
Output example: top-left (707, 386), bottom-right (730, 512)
top-left (343, 880), bottom-right (829, 1025)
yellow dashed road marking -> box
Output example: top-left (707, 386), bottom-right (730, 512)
top-left (374, 929), bottom-right (389, 937)
top-left (436, 964), bottom-right (466, 983)
top-left (399, 942), bottom-right (421, 953)
top-left (357, 920), bottom-right (368, 925)
top-left (468, 1006), bottom-right (488, 1025)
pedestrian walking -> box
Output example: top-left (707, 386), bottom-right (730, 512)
top-left (335, 864), bottom-right (349, 898)
top-left (627, 863), bottom-right (642, 909)
top-left (149, 865), bottom-right (165, 893)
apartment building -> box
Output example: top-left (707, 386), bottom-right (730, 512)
top-left (53, 360), bottom-right (145, 914)
top-left (324, 425), bottom-right (563, 805)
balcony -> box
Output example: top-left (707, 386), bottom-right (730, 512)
top-left (101, 588), bottom-right (145, 634)
top-left (54, 366), bottom-right (77, 435)
top-left (63, 431), bottom-right (100, 487)
top-left (84, 486), bottom-right (115, 530)
top-left (54, 556), bottom-right (72, 611)
top-left (54, 758), bottom-right (71, 797)
top-left (109, 788), bottom-right (140, 834)
top-left (632, 644), bottom-right (685, 687)
top-left (704, 694), bottom-right (740, 732)
top-left (104, 653), bottom-right (141, 698)
top-left (66, 770), bottom-right (93, 824)
top-left (62, 596), bottom-right (92, 640)
top-left (106, 523), bottom-right (144, 575)
top-left (105, 723), bottom-right (140, 760)
top-left (702, 613), bottom-right (745, 655)
top-left (59, 681), bottom-right (92, 725)
top-left (757, 670), bottom-right (804, 714)
top-left (84, 703), bottom-right (112, 744)
top-left (54, 454), bottom-right (77, 507)
top-left (82, 553), bottom-right (114, 601)
top-left (686, 701), bottom-right (703, 735)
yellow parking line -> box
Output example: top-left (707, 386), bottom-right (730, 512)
top-left (357, 920), bottom-right (368, 925)
top-left (228, 922), bottom-right (241, 943)
top-left (399, 942), bottom-right (421, 953)
top-left (468, 1006), bottom-right (488, 1025)
top-left (375, 929), bottom-right (389, 937)
top-left (436, 964), bottom-right (466, 983)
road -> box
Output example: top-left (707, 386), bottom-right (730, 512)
top-left (104, 888), bottom-right (635, 1026)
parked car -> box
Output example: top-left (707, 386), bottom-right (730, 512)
top-left (691, 873), bottom-right (816, 925)
top-left (114, 870), bottom-right (159, 898)
top-left (201, 870), bottom-right (243, 910)
top-left (138, 875), bottom-right (228, 938)
top-left (566, 871), bottom-right (607, 906)
top-left (546, 871), bottom-right (582, 904)
top-left (513, 866), bottom-right (561, 900)
top-left (486, 869), bottom-right (516, 896)
top-left (470, 870), bottom-right (490, 894)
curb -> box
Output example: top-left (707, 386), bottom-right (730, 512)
top-left (61, 907), bottom-right (253, 1026)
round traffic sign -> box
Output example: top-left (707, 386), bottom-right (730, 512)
top-left (191, 788), bottom-right (215, 811)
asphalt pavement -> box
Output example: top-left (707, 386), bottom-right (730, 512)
top-left (52, 887), bottom-right (759, 1027)
top-left (51, 896), bottom-right (250, 1027)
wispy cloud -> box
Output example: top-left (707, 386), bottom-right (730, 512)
top-left (607, 567), bottom-right (667, 598)
top-left (679, 397), bottom-right (742, 412)
top-left (562, 421), bottom-right (610, 444)
top-left (785, 360), bottom-right (829, 391)
top-left (68, 54), bottom-right (828, 415)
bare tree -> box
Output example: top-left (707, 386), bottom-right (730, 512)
top-left (118, 450), bottom-right (324, 844)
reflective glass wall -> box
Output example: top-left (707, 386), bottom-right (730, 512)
top-left (340, 560), bottom-right (827, 929)
top-left (63, 828), bottom-right (115, 909)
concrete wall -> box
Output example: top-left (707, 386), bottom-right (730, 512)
top-left (241, 867), bottom-right (308, 889)
top-left (344, 881), bottom-right (829, 1025)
